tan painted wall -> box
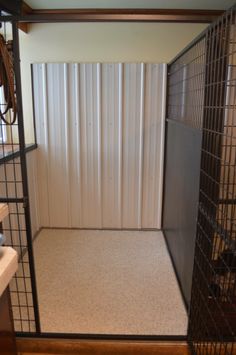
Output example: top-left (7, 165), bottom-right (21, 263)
top-left (19, 22), bottom-right (207, 142)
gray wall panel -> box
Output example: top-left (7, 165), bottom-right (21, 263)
top-left (163, 120), bottom-right (202, 306)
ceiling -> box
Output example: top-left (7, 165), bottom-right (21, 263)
top-left (24, 0), bottom-right (235, 10)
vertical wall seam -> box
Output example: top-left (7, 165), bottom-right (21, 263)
top-left (75, 63), bottom-right (82, 227)
top-left (89, 66), bottom-right (94, 223)
top-left (42, 63), bottom-right (50, 227)
top-left (118, 63), bottom-right (123, 228)
top-left (97, 63), bottom-right (103, 228)
top-left (63, 63), bottom-right (72, 227)
top-left (82, 64), bottom-right (88, 227)
top-left (138, 63), bottom-right (145, 228)
top-left (148, 64), bottom-right (153, 227)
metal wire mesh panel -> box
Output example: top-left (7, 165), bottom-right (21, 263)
top-left (168, 36), bottom-right (206, 129)
top-left (188, 7), bottom-right (236, 355)
top-left (0, 20), bottom-right (39, 334)
top-left (0, 166), bottom-right (36, 333)
top-left (164, 35), bottom-right (206, 307)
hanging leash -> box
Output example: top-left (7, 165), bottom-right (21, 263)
top-left (0, 34), bottom-right (17, 125)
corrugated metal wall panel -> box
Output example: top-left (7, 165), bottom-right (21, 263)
top-left (79, 64), bottom-right (102, 228)
top-left (68, 63), bottom-right (83, 228)
top-left (122, 63), bottom-right (144, 228)
top-left (101, 63), bottom-right (122, 228)
top-left (32, 63), bottom-right (166, 230)
top-left (46, 64), bottom-right (70, 227)
top-left (32, 64), bottom-right (50, 227)
top-left (142, 64), bottom-right (167, 228)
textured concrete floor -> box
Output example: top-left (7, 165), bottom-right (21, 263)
top-left (33, 229), bottom-right (188, 335)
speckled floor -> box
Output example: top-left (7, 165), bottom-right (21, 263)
top-left (33, 229), bottom-right (188, 335)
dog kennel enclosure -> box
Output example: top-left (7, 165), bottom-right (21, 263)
top-left (0, 2), bottom-right (235, 354)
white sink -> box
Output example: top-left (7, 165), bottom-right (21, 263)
top-left (0, 247), bottom-right (18, 297)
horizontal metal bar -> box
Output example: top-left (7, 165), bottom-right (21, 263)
top-left (16, 332), bottom-right (187, 341)
top-left (40, 226), bottom-right (160, 232)
top-left (218, 198), bottom-right (236, 205)
top-left (0, 143), bottom-right (37, 165)
top-left (0, 197), bottom-right (24, 203)
top-left (0, 15), bottom-right (15, 22)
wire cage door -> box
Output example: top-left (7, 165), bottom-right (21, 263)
top-left (0, 19), bottom-right (40, 334)
top-left (188, 6), bottom-right (236, 355)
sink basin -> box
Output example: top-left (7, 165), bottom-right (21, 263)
top-left (0, 247), bottom-right (18, 297)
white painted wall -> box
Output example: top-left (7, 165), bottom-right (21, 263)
top-left (19, 22), bottom-right (207, 143)
top-left (32, 62), bottom-right (166, 229)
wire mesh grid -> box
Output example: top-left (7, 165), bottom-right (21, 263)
top-left (167, 36), bottom-right (206, 129)
top-left (0, 21), bottom-right (37, 333)
top-left (186, 7), bottom-right (236, 355)
top-left (2, 194), bottom-right (36, 333)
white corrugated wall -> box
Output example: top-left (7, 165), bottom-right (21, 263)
top-left (32, 63), bottom-right (166, 230)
